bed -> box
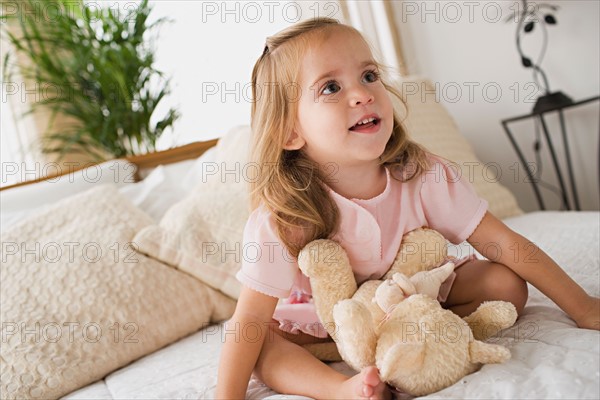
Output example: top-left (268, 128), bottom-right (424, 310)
top-left (1, 77), bottom-right (598, 400)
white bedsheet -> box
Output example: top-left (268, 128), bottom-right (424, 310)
top-left (62, 211), bottom-right (600, 399)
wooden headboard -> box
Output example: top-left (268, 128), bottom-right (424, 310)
top-left (0, 139), bottom-right (219, 191)
top-left (125, 139), bottom-right (218, 172)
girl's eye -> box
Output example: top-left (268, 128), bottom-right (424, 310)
top-left (322, 81), bottom-right (341, 95)
top-left (363, 69), bottom-right (380, 83)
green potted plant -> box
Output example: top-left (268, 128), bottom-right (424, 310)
top-left (1, 0), bottom-right (179, 161)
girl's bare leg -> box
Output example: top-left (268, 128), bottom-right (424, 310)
top-left (443, 259), bottom-right (529, 317)
top-left (254, 323), bottom-right (390, 400)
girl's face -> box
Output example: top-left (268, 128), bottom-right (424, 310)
top-left (285, 28), bottom-right (394, 170)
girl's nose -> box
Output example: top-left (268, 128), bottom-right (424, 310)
top-left (349, 85), bottom-right (374, 106)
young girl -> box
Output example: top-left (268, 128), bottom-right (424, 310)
top-left (216, 17), bottom-right (599, 400)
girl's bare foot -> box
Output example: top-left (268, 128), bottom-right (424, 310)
top-left (338, 366), bottom-right (391, 400)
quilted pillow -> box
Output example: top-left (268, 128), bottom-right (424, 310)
top-left (0, 185), bottom-right (235, 399)
top-left (133, 127), bottom-right (251, 300)
top-left (134, 188), bottom-right (249, 300)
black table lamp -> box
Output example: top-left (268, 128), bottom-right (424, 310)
top-left (508, 0), bottom-right (573, 113)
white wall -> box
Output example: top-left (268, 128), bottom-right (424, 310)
top-left (147, 0), bottom-right (290, 149)
top-left (147, 0), bottom-right (346, 148)
top-left (395, 0), bottom-right (599, 211)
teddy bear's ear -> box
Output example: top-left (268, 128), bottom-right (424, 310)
top-left (469, 340), bottom-right (511, 364)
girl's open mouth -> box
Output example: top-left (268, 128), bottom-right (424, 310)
top-left (349, 117), bottom-right (380, 133)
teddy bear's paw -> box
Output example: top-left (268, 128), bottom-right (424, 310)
top-left (469, 340), bottom-right (511, 364)
top-left (297, 239), bottom-right (349, 278)
top-left (333, 299), bottom-right (377, 369)
top-left (464, 301), bottom-right (518, 341)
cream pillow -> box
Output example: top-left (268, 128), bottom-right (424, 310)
top-left (201, 125), bottom-right (253, 191)
top-left (391, 76), bottom-right (523, 219)
top-left (134, 188), bottom-right (249, 300)
top-left (0, 185), bottom-right (235, 399)
top-left (134, 126), bottom-right (252, 299)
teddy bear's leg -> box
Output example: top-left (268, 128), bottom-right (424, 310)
top-left (376, 314), bottom-right (430, 396)
top-left (352, 280), bottom-right (386, 325)
top-left (463, 301), bottom-right (518, 341)
top-left (377, 327), bottom-right (425, 378)
top-left (332, 299), bottom-right (377, 371)
top-left (297, 240), bottom-right (357, 339)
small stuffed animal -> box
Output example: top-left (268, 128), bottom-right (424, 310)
top-left (298, 228), bottom-right (517, 396)
top-left (373, 261), bottom-right (456, 313)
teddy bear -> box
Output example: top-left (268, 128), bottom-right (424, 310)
top-left (298, 228), bottom-right (518, 396)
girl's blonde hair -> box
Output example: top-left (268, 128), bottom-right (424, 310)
top-left (250, 17), bottom-right (429, 257)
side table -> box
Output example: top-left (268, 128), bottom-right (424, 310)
top-left (501, 95), bottom-right (600, 211)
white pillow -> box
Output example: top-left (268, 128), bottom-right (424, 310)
top-left (118, 147), bottom-right (218, 222)
top-left (203, 125), bottom-right (252, 190)
top-left (0, 160), bottom-right (137, 232)
top-left (0, 159), bottom-right (137, 214)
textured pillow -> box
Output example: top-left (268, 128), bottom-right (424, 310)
top-left (391, 76), bottom-right (523, 219)
top-left (134, 188), bottom-right (249, 300)
top-left (134, 126), bottom-right (251, 299)
top-left (0, 185), bottom-right (235, 399)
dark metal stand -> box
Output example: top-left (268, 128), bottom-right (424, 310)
top-left (501, 95), bottom-right (600, 211)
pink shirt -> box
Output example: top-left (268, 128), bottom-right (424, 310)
top-left (235, 155), bottom-right (488, 336)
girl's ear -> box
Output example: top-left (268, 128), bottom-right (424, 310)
top-left (283, 130), bottom-right (305, 150)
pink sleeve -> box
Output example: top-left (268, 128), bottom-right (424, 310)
top-left (419, 156), bottom-right (488, 244)
top-left (235, 205), bottom-right (298, 298)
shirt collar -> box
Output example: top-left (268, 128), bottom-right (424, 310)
top-left (325, 166), bottom-right (392, 207)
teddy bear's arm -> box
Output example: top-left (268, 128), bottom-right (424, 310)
top-left (297, 240), bottom-right (357, 339)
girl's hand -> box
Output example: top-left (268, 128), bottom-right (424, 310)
top-left (573, 296), bottom-right (600, 331)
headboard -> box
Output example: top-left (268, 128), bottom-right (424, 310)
top-left (0, 139), bottom-right (219, 191)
